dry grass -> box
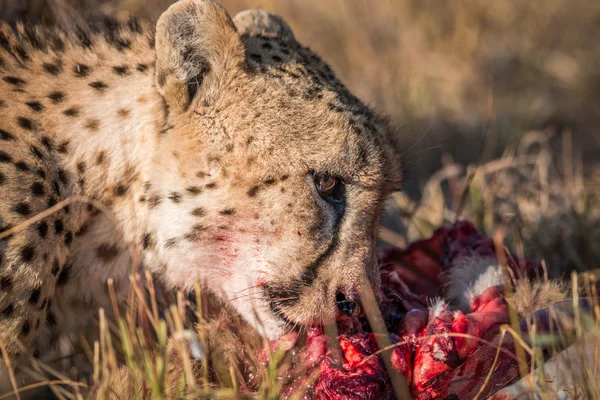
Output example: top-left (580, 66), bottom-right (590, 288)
top-left (9, 267), bottom-right (600, 399)
top-left (384, 129), bottom-right (600, 279)
top-left (1, 0), bottom-right (599, 398)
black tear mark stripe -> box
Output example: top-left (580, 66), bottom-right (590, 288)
top-left (299, 236), bottom-right (339, 287)
top-left (298, 192), bottom-right (348, 287)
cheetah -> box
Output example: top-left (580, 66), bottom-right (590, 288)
top-left (0, 0), bottom-right (403, 393)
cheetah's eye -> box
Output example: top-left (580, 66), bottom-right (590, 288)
top-left (315, 173), bottom-right (337, 192)
top-left (313, 172), bottom-right (344, 203)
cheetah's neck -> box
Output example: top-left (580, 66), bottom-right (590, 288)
top-left (4, 37), bottom-right (167, 246)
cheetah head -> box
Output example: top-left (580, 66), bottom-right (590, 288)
top-left (146, 0), bottom-right (403, 339)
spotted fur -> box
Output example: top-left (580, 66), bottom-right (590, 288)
top-left (0, 0), bottom-right (403, 392)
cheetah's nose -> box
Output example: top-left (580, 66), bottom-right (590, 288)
top-left (336, 292), bottom-right (361, 317)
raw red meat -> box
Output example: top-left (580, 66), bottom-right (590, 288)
top-left (265, 221), bottom-right (558, 399)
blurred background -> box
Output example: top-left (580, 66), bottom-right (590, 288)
top-left (2, 0), bottom-right (599, 278)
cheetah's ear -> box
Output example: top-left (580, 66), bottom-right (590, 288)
top-left (232, 9), bottom-right (295, 40)
top-left (155, 0), bottom-right (245, 114)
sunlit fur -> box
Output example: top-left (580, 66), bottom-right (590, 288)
top-left (0, 0), bottom-right (403, 391)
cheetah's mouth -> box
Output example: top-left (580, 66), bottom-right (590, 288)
top-left (262, 284), bottom-right (304, 328)
top-left (268, 301), bottom-right (299, 328)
